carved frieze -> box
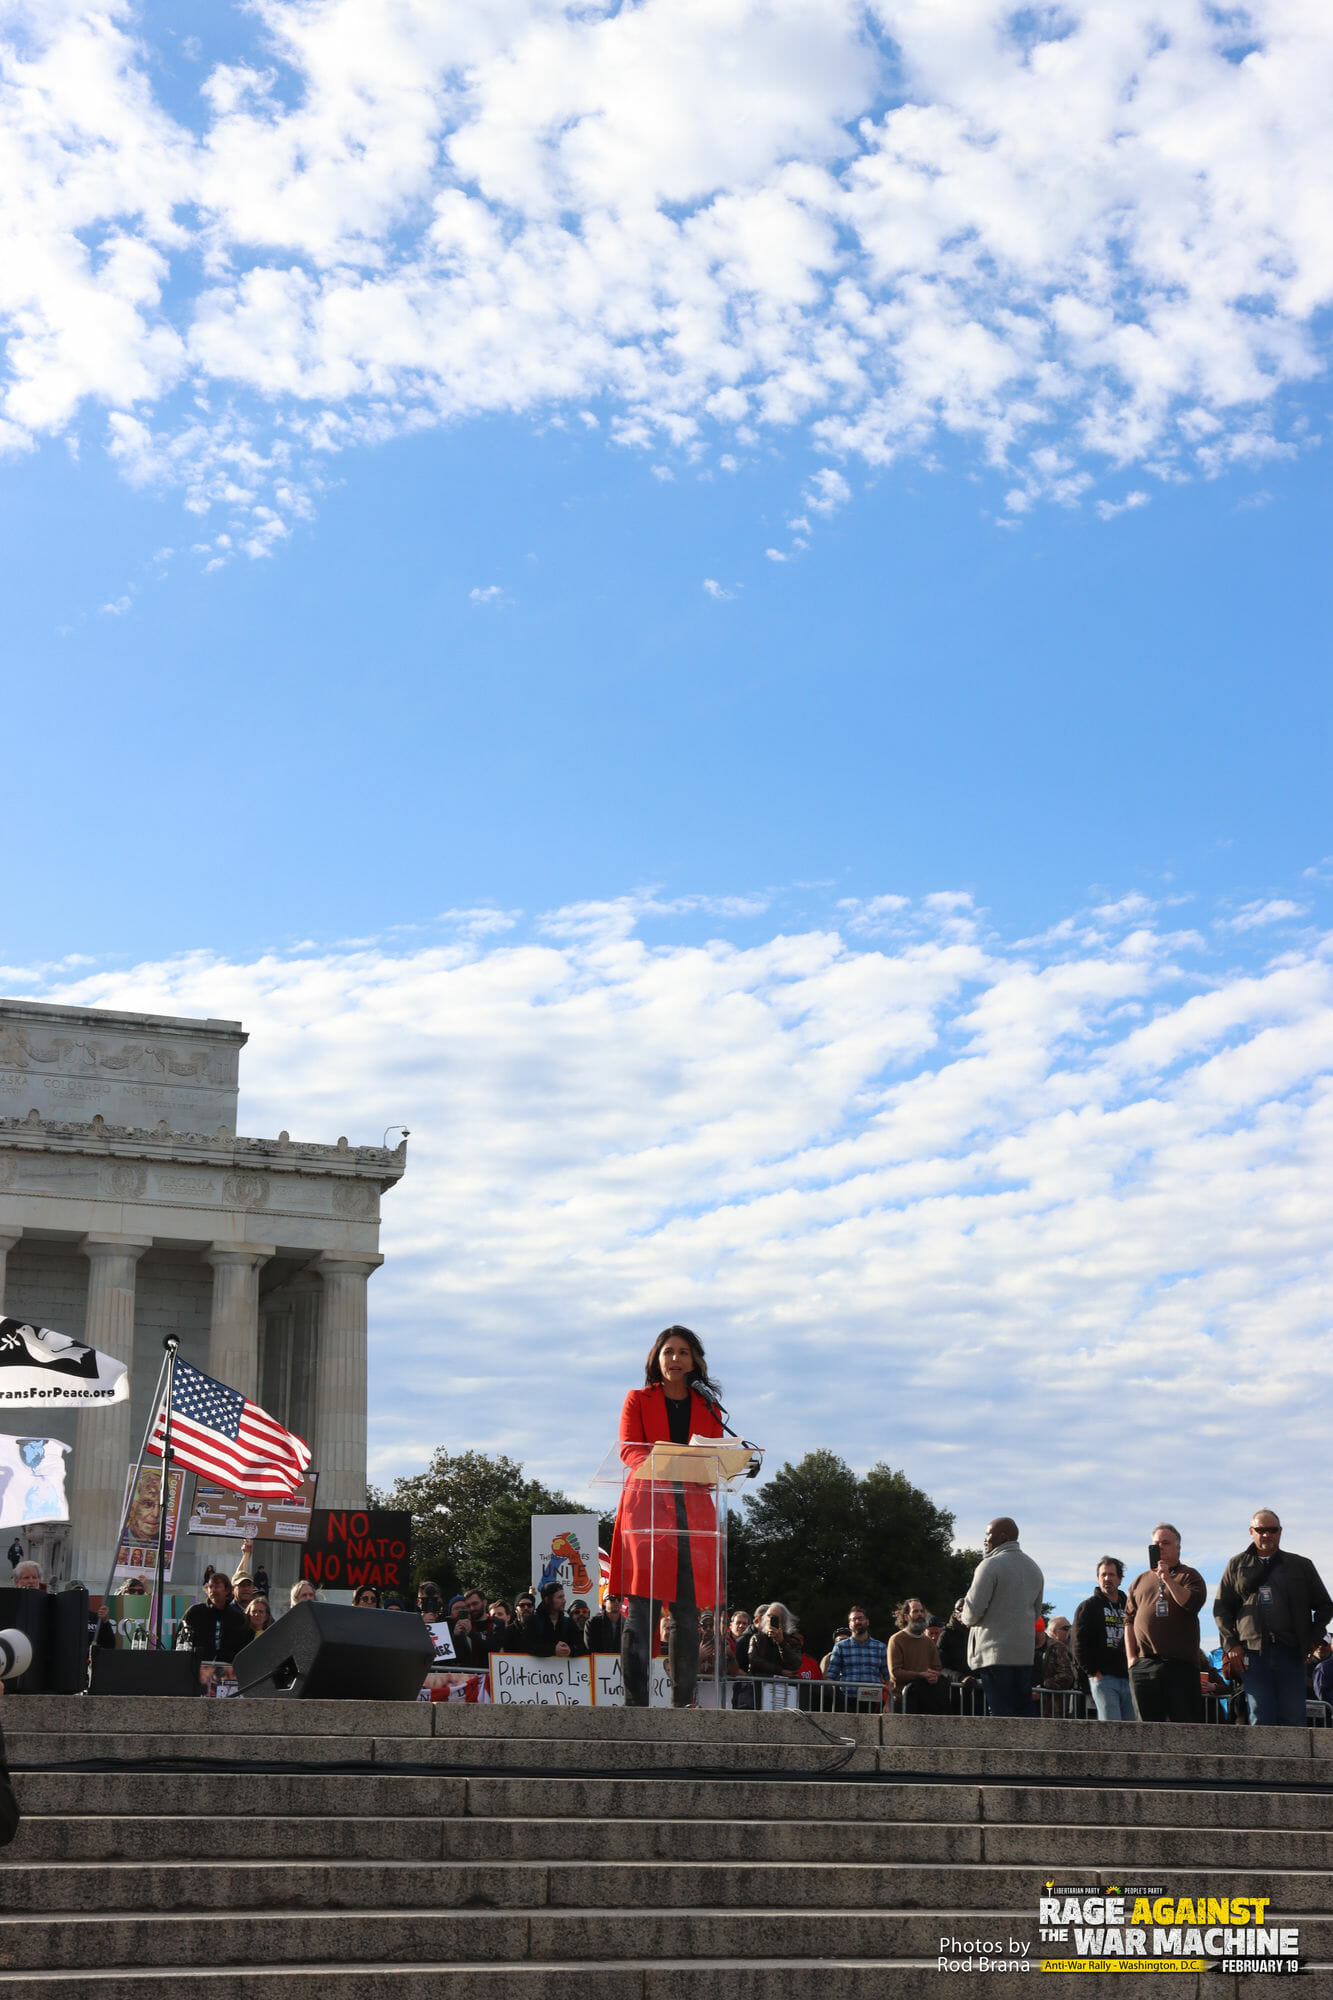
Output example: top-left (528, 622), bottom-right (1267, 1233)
top-left (221, 1171), bottom-right (270, 1212)
top-left (331, 1181), bottom-right (378, 1220)
top-left (103, 1161), bottom-right (148, 1199)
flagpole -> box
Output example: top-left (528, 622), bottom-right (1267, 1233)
top-left (152, 1336), bottom-right (180, 1651)
top-left (97, 1344), bottom-right (172, 1619)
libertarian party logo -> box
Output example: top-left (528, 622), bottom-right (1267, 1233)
top-left (1038, 1882), bottom-right (1303, 1974)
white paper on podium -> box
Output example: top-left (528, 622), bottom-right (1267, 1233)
top-left (631, 1441), bottom-right (759, 1484)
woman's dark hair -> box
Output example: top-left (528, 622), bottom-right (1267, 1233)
top-left (643, 1324), bottom-right (720, 1395)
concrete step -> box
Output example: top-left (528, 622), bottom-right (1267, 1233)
top-left (1, 1855), bottom-right (1330, 1916)
top-left (0, 1962), bottom-right (1287, 2000)
top-left (0, 1909), bottom-right (1068, 1971)
top-left (1, 1906), bottom-right (1329, 1973)
top-left (12, 1767), bottom-right (1333, 1830)
top-left (15, 1809), bottom-right (1333, 1866)
top-left (3, 1730), bottom-right (880, 1774)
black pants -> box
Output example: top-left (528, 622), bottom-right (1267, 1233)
top-left (900, 1677), bottom-right (951, 1715)
top-left (1130, 1655), bottom-right (1203, 1723)
top-left (622, 1595), bottom-right (699, 1707)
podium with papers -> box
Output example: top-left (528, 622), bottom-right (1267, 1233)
top-left (594, 1436), bottom-right (762, 1708)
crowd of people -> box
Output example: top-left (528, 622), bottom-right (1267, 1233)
top-left (9, 1505), bottom-right (1331, 1725)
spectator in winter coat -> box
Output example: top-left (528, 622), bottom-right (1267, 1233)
top-left (747, 1603), bottom-right (802, 1678)
top-left (180, 1573), bottom-right (252, 1663)
top-left (1215, 1511), bottom-right (1333, 1728)
top-left (955, 1518), bottom-right (1045, 1718)
top-left (1073, 1557), bottom-right (1133, 1721)
top-left (887, 1599), bottom-right (949, 1714)
top-left (524, 1583), bottom-right (587, 1658)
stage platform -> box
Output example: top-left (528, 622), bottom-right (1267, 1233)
top-left (0, 1696), bottom-right (1327, 1996)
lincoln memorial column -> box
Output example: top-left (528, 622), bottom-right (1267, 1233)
top-left (313, 1255), bottom-right (383, 1509)
top-left (205, 1245), bottom-right (274, 1401)
top-left (68, 1235), bottom-right (152, 1589)
top-left (0, 1231), bottom-right (20, 1312)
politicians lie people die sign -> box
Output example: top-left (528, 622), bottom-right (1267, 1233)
top-left (489, 1653), bottom-right (594, 1705)
top-left (299, 1508), bottom-right (411, 1592)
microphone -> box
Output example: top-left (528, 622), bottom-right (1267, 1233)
top-left (689, 1375), bottom-right (721, 1409)
top-left (0, 1630), bottom-right (33, 1680)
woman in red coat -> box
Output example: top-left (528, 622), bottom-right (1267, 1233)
top-left (608, 1325), bottom-right (725, 1707)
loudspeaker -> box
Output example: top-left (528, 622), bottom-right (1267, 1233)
top-left (0, 1587), bottom-right (89, 1694)
top-left (235, 1600), bottom-right (433, 1700)
top-left (89, 1650), bottom-right (200, 1696)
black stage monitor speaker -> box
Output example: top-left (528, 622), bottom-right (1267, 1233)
top-left (0, 1587), bottom-right (88, 1694)
top-left (89, 1650), bottom-right (201, 1696)
top-left (235, 1601), bottom-right (433, 1700)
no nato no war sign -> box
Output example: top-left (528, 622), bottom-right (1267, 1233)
top-left (299, 1509), bottom-right (411, 1592)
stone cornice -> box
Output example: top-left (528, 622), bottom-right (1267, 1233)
top-left (0, 1114), bottom-right (407, 1191)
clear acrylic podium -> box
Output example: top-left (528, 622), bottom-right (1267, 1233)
top-left (594, 1438), bottom-right (759, 1708)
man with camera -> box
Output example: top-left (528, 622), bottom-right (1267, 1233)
top-left (1215, 1511), bottom-right (1332, 1727)
top-left (1124, 1523), bottom-right (1207, 1723)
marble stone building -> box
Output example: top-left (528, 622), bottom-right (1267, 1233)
top-left (0, 997), bottom-right (406, 1591)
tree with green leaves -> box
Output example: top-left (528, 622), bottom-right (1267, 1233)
top-left (727, 1448), bottom-right (980, 1655)
top-left (369, 1448), bottom-right (611, 1603)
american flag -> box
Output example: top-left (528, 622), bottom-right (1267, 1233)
top-left (147, 1359), bottom-right (311, 1498)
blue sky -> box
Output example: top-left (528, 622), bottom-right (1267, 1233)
top-left (2, 0), bottom-right (1332, 1612)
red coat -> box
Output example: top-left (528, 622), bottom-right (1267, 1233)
top-left (607, 1386), bottom-right (724, 1603)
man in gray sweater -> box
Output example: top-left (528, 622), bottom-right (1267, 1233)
top-left (955, 1518), bottom-right (1045, 1717)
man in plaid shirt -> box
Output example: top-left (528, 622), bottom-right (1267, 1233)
top-left (823, 1605), bottom-right (888, 1702)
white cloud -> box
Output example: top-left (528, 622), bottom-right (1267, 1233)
top-left (804, 467), bottom-right (852, 515)
top-left (98, 594), bottom-right (132, 616)
top-left (0, 0), bottom-right (1328, 547)
top-left (1095, 489), bottom-right (1150, 521)
top-left (702, 577), bottom-right (735, 599)
top-left (764, 547), bottom-right (789, 562)
top-left (18, 894), bottom-right (1333, 1591)
top-left (469, 584), bottom-right (503, 605)
top-left (1223, 898), bottom-right (1309, 931)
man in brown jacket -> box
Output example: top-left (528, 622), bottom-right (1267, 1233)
top-left (1124, 1523), bottom-right (1207, 1722)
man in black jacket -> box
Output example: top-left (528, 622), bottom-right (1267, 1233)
top-left (1215, 1511), bottom-right (1333, 1727)
top-left (524, 1582), bottom-right (587, 1658)
top-left (1073, 1557), bottom-right (1133, 1722)
top-left (586, 1596), bottom-right (624, 1655)
top-left (180, 1572), bottom-right (251, 1663)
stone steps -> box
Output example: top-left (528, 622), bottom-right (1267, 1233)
top-left (0, 1962), bottom-right (1239, 2000)
top-left (13, 1811), bottom-right (1333, 1867)
top-left (6, 1856), bottom-right (1333, 1915)
top-left (0, 1908), bottom-right (1225, 1969)
top-left (0, 1699), bottom-right (1328, 1996)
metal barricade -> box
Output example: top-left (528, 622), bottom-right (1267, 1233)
top-left (1308, 1700), bottom-right (1332, 1729)
top-left (730, 1675), bottom-right (885, 1712)
top-left (1037, 1686), bottom-right (1088, 1720)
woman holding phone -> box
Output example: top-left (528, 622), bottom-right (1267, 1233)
top-left (608, 1326), bottom-right (725, 1707)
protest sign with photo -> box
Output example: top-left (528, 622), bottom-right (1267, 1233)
top-left (188, 1472), bottom-right (318, 1541)
top-left (489, 1653), bottom-right (594, 1705)
top-left (299, 1508), bottom-right (411, 1591)
top-left (0, 1436), bottom-right (69, 1529)
top-left (113, 1466), bottom-right (185, 1582)
top-left (530, 1513), bottom-right (601, 1602)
